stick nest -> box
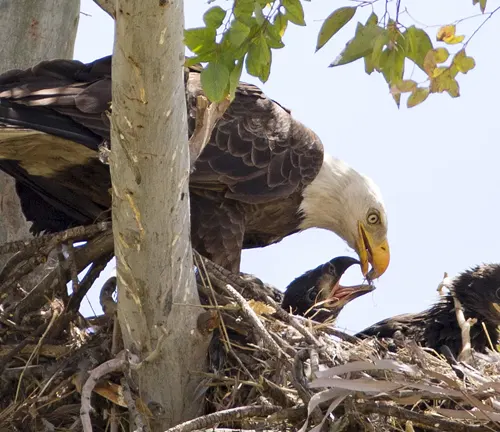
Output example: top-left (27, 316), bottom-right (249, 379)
top-left (1, 224), bottom-right (499, 432)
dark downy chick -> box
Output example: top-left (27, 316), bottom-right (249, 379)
top-left (356, 263), bottom-right (500, 358)
top-left (282, 256), bottom-right (375, 323)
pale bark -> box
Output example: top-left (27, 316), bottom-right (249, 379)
top-left (110, 1), bottom-right (210, 430)
top-left (0, 0), bottom-right (80, 269)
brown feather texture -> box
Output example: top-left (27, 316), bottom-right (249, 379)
top-left (0, 56), bottom-right (389, 273)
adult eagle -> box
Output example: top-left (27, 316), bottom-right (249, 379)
top-left (356, 263), bottom-right (500, 358)
top-left (0, 56), bottom-right (390, 275)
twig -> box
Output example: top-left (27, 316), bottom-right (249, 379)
top-left (80, 350), bottom-right (139, 432)
top-left (0, 319), bottom-right (50, 375)
top-left (194, 251), bottom-right (283, 303)
top-left (121, 377), bottom-right (147, 432)
top-left (222, 284), bottom-right (288, 359)
top-left (67, 253), bottom-right (113, 313)
top-left (189, 96), bottom-right (230, 172)
top-left (0, 222), bottom-right (111, 257)
top-left (437, 272), bottom-right (452, 296)
top-left (15, 299), bottom-right (64, 402)
top-left (291, 350), bottom-right (324, 424)
top-left (163, 405), bottom-right (281, 432)
top-left (354, 401), bottom-right (494, 432)
top-left (92, 0), bottom-right (115, 18)
top-left (65, 241), bottom-right (80, 295)
top-left (464, 6), bottom-right (500, 47)
top-left (452, 294), bottom-right (476, 363)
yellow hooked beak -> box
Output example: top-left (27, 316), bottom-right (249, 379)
top-left (356, 221), bottom-right (390, 279)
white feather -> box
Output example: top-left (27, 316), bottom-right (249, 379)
top-left (298, 153), bottom-right (387, 249)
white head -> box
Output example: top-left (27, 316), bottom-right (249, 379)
top-left (299, 154), bottom-right (390, 279)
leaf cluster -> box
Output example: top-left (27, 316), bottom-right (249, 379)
top-left (185, 0), bottom-right (492, 107)
top-left (184, 0), bottom-right (306, 101)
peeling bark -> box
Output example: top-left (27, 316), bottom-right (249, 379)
top-left (110, 1), bottom-right (210, 429)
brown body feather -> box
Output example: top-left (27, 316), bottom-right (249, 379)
top-left (0, 56), bottom-right (324, 271)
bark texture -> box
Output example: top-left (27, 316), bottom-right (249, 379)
top-left (110, 1), bottom-right (209, 429)
top-left (0, 0), bottom-right (80, 269)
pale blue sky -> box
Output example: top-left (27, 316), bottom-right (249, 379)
top-left (75, 0), bottom-right (500, 333)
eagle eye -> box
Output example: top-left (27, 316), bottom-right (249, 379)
top-left (306, 288), bottom-right (317, 303)
top-left (367, 210), bottom-right (380, 225)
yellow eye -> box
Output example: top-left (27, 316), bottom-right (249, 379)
top-left (367, 212), bottom-right (380, 225)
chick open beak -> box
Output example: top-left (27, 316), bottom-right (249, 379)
top-left (356, 221), bottom-right (390, 280)
top-left (324, 281), bottom-right (375, 308)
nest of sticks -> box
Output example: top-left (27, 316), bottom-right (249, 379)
top-left (1, 223), bottom-right (500, 432)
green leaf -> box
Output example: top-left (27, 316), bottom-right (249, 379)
top-left (330, 22), bottom-right (385, 67)
top-left (185, 53), bottom-right (215, 66)
top-left (201, 62), bottom-right (230, 102)
top-left (407, 87), bottom-right (430, 108)
top-left (234, 0), bottom-right (255, 20)
top-left (391, 80), bottom-right (417, 94)
top-left (184, 27), bottom-right (217, 54)
top-left (265, 20), bottom-right (286, 49)
top-left (228, 20), bottom-right (251, 47)
top-left (371, 31), bottom-right (389, 69)
top-left (365, 12), bottom-right (378, 26)
top-left (316, 7), bottom-right (357, 52)
top-left (246, 34), bottom-right (272, 82)
top-left (473, 0), bottom-right (487, 13)
top-left (453, 49), bottom-right (476, 74)
top-left (254, 3), bottom-right (266, 25)
top-left (381, 48), bottom-right (405, 84)
top-left (377, 46), bottom-right (405, 107)
top-left (282, 0), bottom-right (306, 26)
top-left (229, 60), bottom-right (244, 99)
top-left (404, 26), bottom-right (433, 72)
top-left (364, 54), bottom-right (375, 74)
top-left (274, 12), bottom-right (288, 37)
top-left (434, 47), bottom-right (449, 63)
top-left (203, 6), bottom-right (227, 29)
top-left (430, 69), bottom-right (460, 97)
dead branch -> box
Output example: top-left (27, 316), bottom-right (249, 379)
top-left (354, 401), bottom-right (494, 432)
top-left (222, 284), bottom-right (287, 359)
top-left (0, 222), bottom-right (111, 257)
top-left (121, 377), bottom-right (147, 432)
top-left (92, 0), bottom-right (115, 18)
top-left (164, 405), bottom-right (281, 432)
top-left (80, 350), bottom-right (135, 432)
top-left (189, 96), bottom-right (230, 172)
top-left (452, 294), bottom-right (477, 364)
top-left (67, 253), bottom-right (113, 313)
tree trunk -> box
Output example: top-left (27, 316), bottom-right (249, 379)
top-left (0, 0), bottom-right (81, 269)
top-left (110, 1), bottom-right (210, 429)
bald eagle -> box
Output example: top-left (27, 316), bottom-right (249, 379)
top-left (356, 263), bottom-right (500, 357)
top-left (0, 56), bottom-right (390, 275)
top-left (282, 256), bottom-right (374, 322)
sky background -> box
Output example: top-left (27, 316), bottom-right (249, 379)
top-left (75, 0), bottom-right (500, 334)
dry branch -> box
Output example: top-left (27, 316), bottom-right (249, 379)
top-left (189, 96), bottom-right (230, 171)
top-left (1, 231), bottom-right (500, 431)
top-left (164, 405), bottom-right (281, 432)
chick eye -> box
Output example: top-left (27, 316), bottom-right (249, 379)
top-left (367, 212), bottom-right (380, 225)
top-left (306, 288), bottom-right (317, 303)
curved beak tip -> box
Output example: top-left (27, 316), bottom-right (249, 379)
top-left (356, 223), bottom-right (390, 279)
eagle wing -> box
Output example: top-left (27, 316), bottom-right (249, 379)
top-left (0, 57), bottom-right (324, 250)
top-left (186, 71), bottom-right (324, 204)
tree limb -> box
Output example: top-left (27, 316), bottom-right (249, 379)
top-left (354, 401), bottom-right (494, 432)
top-left (189, 96), bottom-right (230, 172)
top-left (92, 0), bottom-right (115, 18)
top-left (163, 405), bottom-right (281, 432)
